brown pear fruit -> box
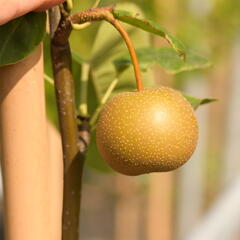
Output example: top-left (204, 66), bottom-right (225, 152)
top-left (96, 87), bottom-right (198, 176)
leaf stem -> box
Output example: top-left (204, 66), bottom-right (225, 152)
top-left (71, 22), bottom-right (93, 30)
top-left (71, 0), bottom-right (101, 30)
top-left (66, 0), bottom-right (73, 10)
top-left (90, 77), bottom-right (119, 127)
top-left (92, 0), bottom-right (101, 8)
top-left (79, 63), bottom-right (90, 117)
top-left (44, 73), bottom-right (54, 85)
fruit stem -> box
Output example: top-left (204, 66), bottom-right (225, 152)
top-left (106, 16), bottom-right (144, 91)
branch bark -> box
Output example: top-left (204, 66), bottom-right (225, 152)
top-left (50, 12), bottom-right (90, 239)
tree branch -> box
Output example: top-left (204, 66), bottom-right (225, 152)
top-left (49, 11), bottom-right (90, 240)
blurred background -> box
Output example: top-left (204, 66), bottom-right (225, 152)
top-left (1, 0), bottom-right (240, 239)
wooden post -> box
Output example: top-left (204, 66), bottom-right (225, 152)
top-left (114, 175), bottom-right (140, 240)
top-left (0, 45), bottom-right (62, 240)
top-left (146, 173), bottom-right (173, 240)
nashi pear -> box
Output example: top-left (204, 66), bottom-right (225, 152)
top-left (96, 87), bottom-right (198, 176)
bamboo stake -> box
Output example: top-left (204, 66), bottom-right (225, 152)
top-left (114, 175), bottom-right (140, 240)
top-left (146, 173), bottom-right (173, 240)
top-left (0, 45), bottom-right (62, 240)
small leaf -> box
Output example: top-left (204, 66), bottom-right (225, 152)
top-left (113, 10), bottom-right (185, 57)
top-left (113, 47), bottom-right (211, 74)
top-left (182, 94), bottom-right (217, 110)
top-left (0, 12), bottom-right (46, 66)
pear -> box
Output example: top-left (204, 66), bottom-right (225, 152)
top-left (96, 87), bottom-right (198, 176)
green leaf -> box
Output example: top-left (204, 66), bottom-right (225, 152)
top-left (0, 12), bottom-right (46, 66)
top-left (113, 10), bottom-right (185, 57)
top-left (113, 47), bottom-right (211, 74)
top-left (182, 94), bottom-right (217, 110)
